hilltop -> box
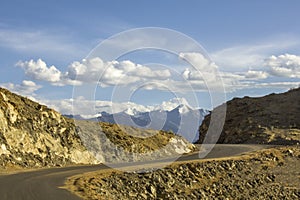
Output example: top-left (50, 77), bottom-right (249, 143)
top-left (197, 88), bottom-right (300, 144)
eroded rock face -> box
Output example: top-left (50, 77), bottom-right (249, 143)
top-left (0, 88), bottom-right (97, 168)
top-left (197, 88), bottom-right (300, 144)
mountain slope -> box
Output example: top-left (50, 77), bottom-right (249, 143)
top-left (0, 87), bottom-right (97, 169)
top-left (197, 88), bottom-right (300, 144)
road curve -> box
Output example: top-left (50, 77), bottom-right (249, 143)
top-left (0, 144), bottom-right (268, 200)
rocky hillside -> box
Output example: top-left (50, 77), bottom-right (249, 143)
top-left (76, 121), bottom-right (195, 163)
top-left (0, 87), bottom-right (96, 169)
top-left (197, 88), bottom-right (300, 144)
top-left (0, 87), bottom-right (195, 169)
top-left (67, 146), bottom-right (300, 199)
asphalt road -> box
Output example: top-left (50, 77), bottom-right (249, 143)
top-left (0, 144), bottom-right (268, 200)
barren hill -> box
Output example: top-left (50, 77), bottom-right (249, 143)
top-left (0, 87), bottom-right (97, 169)
top-left (197, 88), bottom-right (300, 144)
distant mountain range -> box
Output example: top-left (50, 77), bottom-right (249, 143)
top-left (65, 100), bottom-right (209, 143)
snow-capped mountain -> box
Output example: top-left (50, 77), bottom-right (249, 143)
top-left (66, 98), bottom-right (208, 142)
top-left (65, 98), bottom-right (209, 142)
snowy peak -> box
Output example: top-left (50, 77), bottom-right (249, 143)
top-left (123, 107), bottom-right (142, 116)
top-left (114, 98), bottom-right (194, 116)
top-left (177, 104), bottom-right (193, 114)
top-left (155, 97), bottom-right (192, 112)
top-left (64, 97), bottom-right (209, 142)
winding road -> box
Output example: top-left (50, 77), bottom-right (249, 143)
top-left (0, 144), bottom-right (268, 200)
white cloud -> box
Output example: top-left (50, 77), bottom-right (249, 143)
top-left (67, 58), bottom-right (171, 86)
top-left (252, 82), bottom-right (300, 89)
top-left (179, 52), bottom-right (227, 90)
top-left (244, 70), bottom-right (269, 80)
top-left (0, 80), bottom-right (42, 97)
top-left (264, 54), bottom-right (300, 78)
top-left (17, 57), bottom-right (171, 87)
top-left (16, 59), bottom-right (62, 83)
top-left (211, 38), bottom-right (300, 71)
top-left (14, 52), bottom-right (299, 96)
top-left (179, 52), bottom-right (218, 73)
top-left (178, 53), bottom-right (251, 92)
top-left (175, 52), bottom-right (298, 92)
top-left (116, 60), bottom-right (171, 79)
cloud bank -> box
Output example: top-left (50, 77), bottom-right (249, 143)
top-left (16, 57), bottom-right (171, 87)
top-left (13, 52), bottom-right (300, 95)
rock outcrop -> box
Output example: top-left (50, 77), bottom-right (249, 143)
top-left (197, 88), bottom-right (300, 144)
top-left (0, 87), bottom-right (97, 168)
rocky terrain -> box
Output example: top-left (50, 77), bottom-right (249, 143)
top-left (0, 87), bottom-right (195, 170)
top-left (0, 87), bottom-right (97, 169)
top-left (76, 121), bottom-right (195, 163)
top-left (198, 88), bottom-right (300, 144)
top-left (66, 146), bottom-right (300, 199)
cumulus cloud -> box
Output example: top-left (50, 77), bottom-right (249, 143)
top-left (17, 57), bottom-right (171, 87)
top-left (66, 58), bottom-right (171, 86)
top-left (14, 53), bottom-right (300, 95)
top-left (179, 52), bottom-right (228, 91)
top-left (264, 54), bottom-right (300, 78)
top-left (179, 52), bottom-right (218, 75)
top-left (16, 59), bottom-right (62, 83)
top-left (178, 53), bottom-right (259, 92)
top-left (0, 80), bottom-right (42, 97)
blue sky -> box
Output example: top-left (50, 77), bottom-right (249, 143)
top-left (0, 0), bottom-right (300, 114)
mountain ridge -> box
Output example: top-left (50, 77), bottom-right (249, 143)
top-left (197, 87), bottom-right (300, 144)
top-left (66, 104), bottom-right (208, 143)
